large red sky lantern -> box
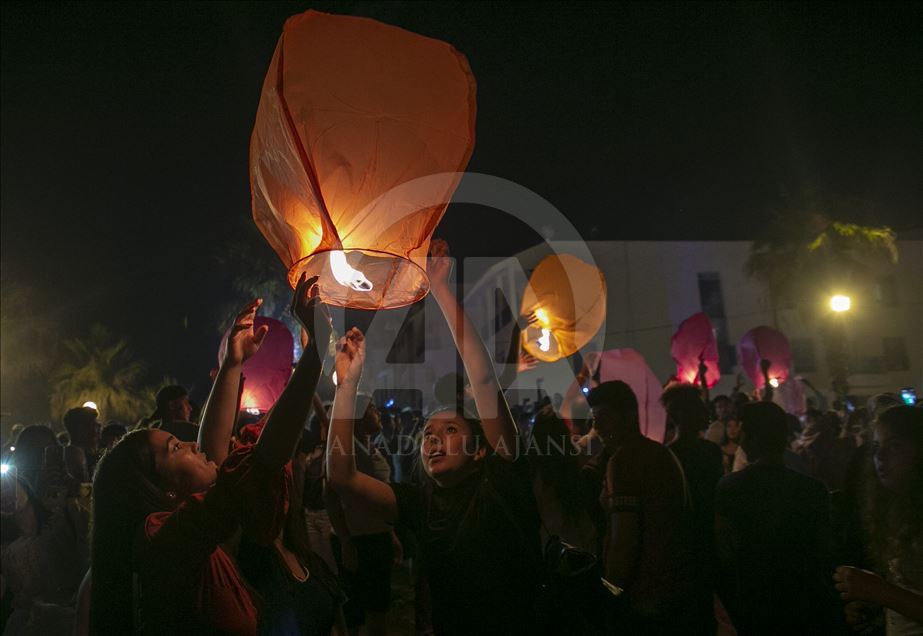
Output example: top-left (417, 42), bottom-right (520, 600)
top-left (250, 10), bottom-right (477, 310)
top-left (520, 254), bottom-right (607, 363)
top-left (218, 317), bottom-right (294, 413)
top-left (670, 312), bottom-right (721, 388)
top-left (737, 326), bottom-right (793, 389)
top-left (596, 348), bottom-right (666, 443)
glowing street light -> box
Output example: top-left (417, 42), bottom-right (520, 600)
top-left (82, 401), bottom-right (99, 411)
top-left (830, 295), bottom-right (851, 313)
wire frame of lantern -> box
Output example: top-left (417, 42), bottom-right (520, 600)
top-left (520, 254), bottom-right (607, 363)
top-left (250, 10), bottom-right (477, 309)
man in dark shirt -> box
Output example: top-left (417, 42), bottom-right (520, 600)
top-left (588, 380), bottom-right (697, 633)
top-left (715, 401), bottom-right (838, 635)
top-left (662, 384), bottom-right (723, 632)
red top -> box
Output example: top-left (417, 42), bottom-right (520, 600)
top-left (134, 442), bottom-right (291, 635)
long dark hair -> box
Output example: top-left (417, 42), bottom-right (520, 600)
top-left (861, 406), bottom-right (923, 574)
top-left (89, 430), bottom-right (175, 634)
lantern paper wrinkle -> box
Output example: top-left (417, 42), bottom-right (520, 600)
top-left (520, 255), bottom-right (607, 363)
top-left (250, 10), bottom-right (476, 309)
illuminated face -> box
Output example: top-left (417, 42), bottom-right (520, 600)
top-left (873, 422), bottom-right (918, 492)
top-left (715, 400), bottom-right (732, 421)
top-left (150, 430), bottom-right (217, 496)
top-left (420, 411), bottom-right (483, 486)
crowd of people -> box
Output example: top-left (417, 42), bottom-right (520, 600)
top-left (1, 242), bottom-right (921, 635)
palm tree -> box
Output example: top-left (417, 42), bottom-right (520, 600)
top-left (745, 196), bottom-right (898, 396)
top-left (50, 324), bottom-right (153, 423)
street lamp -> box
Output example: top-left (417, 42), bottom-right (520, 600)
top-left (830, 294), bottom-right (851, 313)
top-left (82, 401), bottom-right (98, 411)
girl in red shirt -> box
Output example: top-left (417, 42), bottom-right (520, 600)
top-left (89, 275), bottom-right (328, 634)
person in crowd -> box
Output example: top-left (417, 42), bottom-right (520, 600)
top-left (526, 404), bottom-right (599, 553)
top-left (329, 394), bottom-right (401, 636)
top-left (661, 383), bottom-right (723, 632)
top-left (720, 416), bottom-right (741, 474)
top-left (195, 293), bottom-right (346, 636)
top-left (705, 394), bottom-right (733, 444)
top-left (1, 473), bottom-right (88, 634)
top-left (144, 384), bottom-right (199, 442)
top-left (715, 401), bottom-right (838, 634)
top-left (88, 276), bottom-right (327, 634)
top-left (99, 423), bottom-right (127, 452)
top-left (834, 405), bottom-right (923, 633)
top-left (302, 395), bottom-right (339, 575)
top-left (325, 239), bottom-right (543, 636)
top-left (799, 409), bottom-right (856, 491)
top-left (589, 380), bottom-right (697, 633)
top-left (9, 425), bottom-right (59, 493)
top-left (62, 407), bottom-right (101, 483)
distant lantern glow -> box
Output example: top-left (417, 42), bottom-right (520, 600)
top-left (520, 254), bottom-right (607, 363)
top-left (82, 401), bottom-right (98, 411)
top-left (329, 251), bottom-right (373, 292)
top-left (769, 378), bottom-right (780, 388)
top-left (830, 294), bottom-right (851, 313)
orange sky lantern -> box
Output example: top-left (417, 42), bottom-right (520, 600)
top-left (250, 10), bottom-right (477, 309)
top-left (520, 254), bottom-right (607, 363)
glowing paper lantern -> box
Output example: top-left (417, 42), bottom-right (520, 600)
top-left (218, 317), bottom-right (294, 413)
top-left (737, 326), bottom-right (792, 389)
top-left (520, 255), bottom-right (607, 363)
top-left (670, 312), bottom-right (721, 388)
top-left (250, 10), bottom-right (477, 309)
top-left (597, 349), bottom-right (667, 443)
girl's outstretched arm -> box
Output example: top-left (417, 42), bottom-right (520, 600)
top-left (428, 239), bottom-right (519, 461)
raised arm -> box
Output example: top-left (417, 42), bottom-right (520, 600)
top-left (428, 239), bottom-right (519, 460)
top-left (253, 275), bottom-right (329, 470)
top-left (198, 299), bottom-right (268, 465)
top-left (325, 328), bottom-right (397, 523)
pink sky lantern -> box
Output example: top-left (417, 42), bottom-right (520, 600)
top-left (737, 326), bottom-right (793, 389)
top-left (670, 312), bottom-right (721, 388)
top-left (218, 317), bottom-right (294, 413)
top-left (596, 348), bottom-right (667, 443)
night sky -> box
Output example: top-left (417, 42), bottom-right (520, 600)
top-left (2, 1), bottom-right (921, 399)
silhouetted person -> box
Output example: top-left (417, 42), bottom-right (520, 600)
top-left (149, 385), bottom-right (199, 442)
top-left (715, 401), bottom-right (838, 634)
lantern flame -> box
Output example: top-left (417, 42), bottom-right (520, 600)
top-left (534, 308), bottom-right (550, 327)
top-left (329, 251), bottom-right (373, 292)
top-left (769, 378), bottom-right (780, 388)
top-left (537, 328), bottom-right (552, 353)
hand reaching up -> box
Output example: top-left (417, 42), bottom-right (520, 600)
top-left (223, 299), bottom-right (269, 367)
top-left (335, 327), bottom-right (366, 389)
top-left (292, 273), bottom-right (332, 360)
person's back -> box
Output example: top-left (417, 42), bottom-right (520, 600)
top-left (715, 402), bottom-right (837, 634)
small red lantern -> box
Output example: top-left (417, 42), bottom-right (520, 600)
top-left (737, 326), bottom-right (792, 389)
top-left (218, 317), bottom-right (294, 413)
top-left (670, 312), bottom-right (721, 388)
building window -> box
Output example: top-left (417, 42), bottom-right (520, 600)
top-left (697, 272), bottom-right (733, 374)
top-left (790, 338), bottom-right (816, 373)
top-left (883, 337), bottom-right (910, 371)
top-left (875, 276), bottom-right (899, 307)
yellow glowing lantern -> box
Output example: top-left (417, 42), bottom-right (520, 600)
top-left (520, 254), bottom-right (607, 362)
top-left (250, 10), bottom-right (477, 309)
